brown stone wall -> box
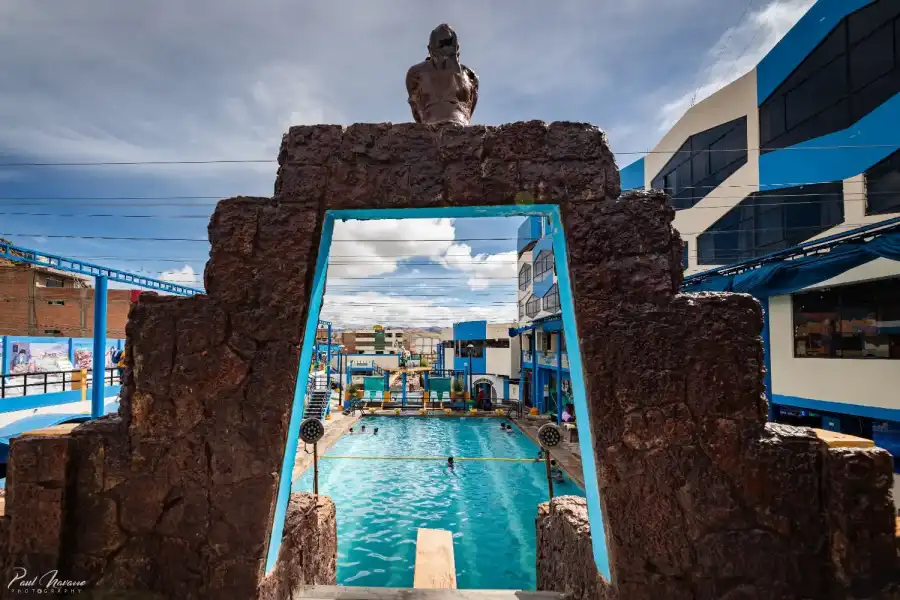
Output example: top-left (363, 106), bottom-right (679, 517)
top-left (537, 496), bottom-right (613, 600)
top-left (257, 493), bottom-right (337, 599)
top-left (0, 121), bottom-right (896, 599)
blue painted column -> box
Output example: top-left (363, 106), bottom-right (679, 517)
top-left (67, 338), bottom-right (75, 365)
top-left (503, 377), bottom-right (510, 402)
top-left (556, 332), bottom-right (563, 425)
top-left (762, 296), bottom-right (774, 421)
top-left (91, 275), bottom-right (108, 419)
top-left (423, 371), bottom-right (429, 393)
top-left (532, 334), bottom-right (540, 412)
top-left (325, 323), bottom-right (332, 389)
top-left (401, 372), bottom-right (407, 407)
top-left (1, 336), bottom-right (10, 375)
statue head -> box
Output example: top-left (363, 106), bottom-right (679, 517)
top-left (428, 23), bottom-right (459, 65)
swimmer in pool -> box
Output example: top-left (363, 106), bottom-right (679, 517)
top-left (373, 427), bottom-right (379, 435)
top-left (349, 427), bottom-right (354, 434)
top-left (535, 449), bottom-right (544, 462)
top-left (447, 456), bottom-right (455, 470)
top-left (361, 424), bottom-right (366, 433)
top-left (550, 460), bottom-right (564, 482)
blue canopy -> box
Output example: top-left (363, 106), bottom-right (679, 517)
top-left (686, 232), bottom-right (900, 298)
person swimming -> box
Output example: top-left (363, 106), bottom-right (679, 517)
top-left (550, 460), bottom-right (564, 482)
top-left (361, 424), bottom-right (366, 433)
top-left (348, 427), bottom-right (354, 434)
top-left (447, 456), bottom-right (455, 469)
top-left (373, 427), bottom-right (379, 435)
top-left (535, 449), bottom-right (545, 462)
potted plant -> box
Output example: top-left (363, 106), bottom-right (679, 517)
top-left (451, 378), bottom-right (465, 400)
top-left (347, 383), bottom-right (363, 400)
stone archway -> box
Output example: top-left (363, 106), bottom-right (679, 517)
top-left (0, 121), bottom-right (896, 600)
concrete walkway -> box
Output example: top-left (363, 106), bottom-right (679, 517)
top-left (291, 407), bottom-right (360, 483)
top-left (514, 416), bottom-right (585, 490)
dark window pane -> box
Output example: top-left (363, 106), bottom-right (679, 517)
top-left (866, 149), bottom-right (900, 215)
top-left (760, 2), bottom-right (899, 151)
top-left (848, 0), bottom-right (900, 44)
top-left (697, 182), bottom-right (844, 264)
top-left (850, 24), bottom-right (895, 91)
top-left (794, 277), bottom-right (900, 360)
top-left (651, 117), bottom-right (748, 210)
top-left (682, 242), bottom-right (689, 270)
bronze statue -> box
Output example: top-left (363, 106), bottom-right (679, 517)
top-left (406, 24), bottom-right (479, 126)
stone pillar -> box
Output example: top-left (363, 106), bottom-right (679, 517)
top-left (257, 493), bottom-right (337, 600)
top-left (536, 496), bottom-right (613, 600)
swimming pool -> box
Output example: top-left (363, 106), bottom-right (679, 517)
top-left (292, 416), bottom-right (584, 590)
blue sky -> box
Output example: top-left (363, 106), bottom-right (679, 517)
top-left (0, 0), bottom-right (813, 326)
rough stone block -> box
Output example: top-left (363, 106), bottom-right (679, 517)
top-left (485, 120), bottom-right (549, 161)
top-left (824, 446), bottom-right (899, 598)
top-left (536, 496), bottom-right (613, 600)
top-left (278, 125), bottom-right (343, 166)
top-left (257, 494), bottom-right (337, 600)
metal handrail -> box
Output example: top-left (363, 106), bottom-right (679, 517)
top-left (1, 367), bottom-right (122, 399)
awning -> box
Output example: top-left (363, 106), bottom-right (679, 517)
top-left (685, 230), bottom-right (900, 298)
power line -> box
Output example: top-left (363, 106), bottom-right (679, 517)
top-left (0, 191), bottom-right (895, 219)
top-left (0, 223), bottom-right (884, 245)
top-left (0, 142), bottom-right (897, 167)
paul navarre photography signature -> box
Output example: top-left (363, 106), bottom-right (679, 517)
top-left (7, 568), bottom-right (88, 594)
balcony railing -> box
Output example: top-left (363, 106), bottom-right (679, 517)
top-left (1, 368), bottom-right (122, 399)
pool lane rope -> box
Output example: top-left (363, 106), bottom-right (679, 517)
top-left (321, 455), bottom-right (537, 462)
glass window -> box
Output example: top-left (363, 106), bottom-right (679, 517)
top-left (543, 284), bottom-right (560, 313)
top-left (793, 277), bottom-right (900, 359)
top-left (534, 251), bottom-right (554, 281)
top-left (518, 263), bottom-right (532, 290)
top-left (760, 2), bottom-right (900, 152)
top-left (650, 117), bottom-right (748, 211)
top-left (697, 182), bottom-right (844, 265)
top-left (682, 242), bottom-right (689, 270)
top-left (44, 276), bottom-right (64, 288)
top-left (865, 149), bottom-right (900, 215)
top-left (526, 295), bottom-right (541, 318)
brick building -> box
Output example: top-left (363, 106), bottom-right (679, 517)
top-left (0, 260), bottom-right (132, 338)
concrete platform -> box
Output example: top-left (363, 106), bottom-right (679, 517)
top-left (290, 586), bottom-right (564, 599)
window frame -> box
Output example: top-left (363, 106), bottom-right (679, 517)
top-left (518, 263), bottom-right (533, 290)
top-left (792, 277), bottom-right (900, 360)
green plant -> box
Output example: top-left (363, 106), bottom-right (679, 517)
top-left (451, 378), bottom-right (464, 394)
top-left (346, 383), bottom-right (362, 395)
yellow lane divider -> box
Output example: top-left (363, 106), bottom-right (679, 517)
top-left (321, 455), bottom-right (536, 462)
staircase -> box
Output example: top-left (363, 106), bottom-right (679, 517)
top-left (303, 389), bottom-right (331, 420)
top-left (303, 372), bottom-right (332, 420)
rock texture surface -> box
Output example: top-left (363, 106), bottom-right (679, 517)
top-left (537, 497), bottom-right (613, 600)
top-left (0, 121), bottom-right (896, 599)
top-left (257, 494), bottom-right (337, 600)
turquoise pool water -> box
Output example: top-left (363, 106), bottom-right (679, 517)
top-left (292, 417), bottom-right (585, 590)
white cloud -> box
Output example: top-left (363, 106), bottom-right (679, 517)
top-left (656, 0), bottom-right (815, 132)
top-left (440, 244), bottom-right (517, 290)
top-left (159, 264), bottom-right (197, 286)
top-left (319, 291), bottom-right (515, 328)
top-left (328, 219), bottom-right (515, 290)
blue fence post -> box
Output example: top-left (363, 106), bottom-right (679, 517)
top-left (325, 323), bottom-right (332, 390)
top-left (556, 332), bottom-right (563, 424)
top-left (532, 335), bottom-right (540, 412)
top-left (91, 275), bottom-right (108, 418)
top-left (1, 336), bottom-right (9, 375)
top-left (67, 338), bottom-right (75, 365)
top-left (503, 377), bottom-right (510, 402)
top-left (401, 372), bottom-right (407, 407)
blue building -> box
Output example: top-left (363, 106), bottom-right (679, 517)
top-left (438, 320), bottom-right (519, 403)
top-left (624, 0), bottom-right (900, 483)
top-left (513, 217), bottom-right (571, 420)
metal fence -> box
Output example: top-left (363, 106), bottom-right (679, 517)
top-left (1, 368), bottom-right (122, 399)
